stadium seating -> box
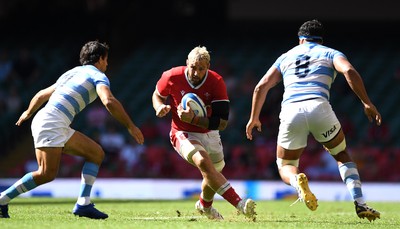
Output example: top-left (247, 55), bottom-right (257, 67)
top-left (1, 35), bottom-right (399, 181)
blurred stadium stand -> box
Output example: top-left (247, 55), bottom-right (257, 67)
top-left (0, 0), bottom-right (399, 181)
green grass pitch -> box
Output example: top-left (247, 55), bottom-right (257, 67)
top-left (0, 198), bottom-right (398, 229)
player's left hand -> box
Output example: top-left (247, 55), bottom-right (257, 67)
top-left (15, 111), bottom-right (31, 126)
top-left (246, 119), bottom-right (262, 140)
top-left (177, 103), bottom-right (195, 123)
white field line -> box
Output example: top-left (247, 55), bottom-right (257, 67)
top-left (130, 215), bottom-right (203, 220)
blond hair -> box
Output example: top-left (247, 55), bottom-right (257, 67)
top-left (187, 46), bottom-right (210, 63)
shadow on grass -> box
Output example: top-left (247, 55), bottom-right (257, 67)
top-left (11, 199), bottom-right (191, 205)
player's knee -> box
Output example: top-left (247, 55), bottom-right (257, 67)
top-left (276, 158), bottom-right (299, 169)
top-left (93, 141), bottom-right (104, 154)
top-left (327, 139), bottom-right (346, 155)
top-left (91, 144), bottom-right (105, 162)
top-left (98, 148), bottom-right (106, 161)
top-left (194, 154), bottom-right (215, 173)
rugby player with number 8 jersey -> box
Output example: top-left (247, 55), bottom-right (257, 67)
top-left (246, 19), bottom-right (381, 222)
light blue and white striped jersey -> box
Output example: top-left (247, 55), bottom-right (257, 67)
top-left (273, 42), bottom-right (346, 106)
top-left (46, 65), bottom-right (110, 123)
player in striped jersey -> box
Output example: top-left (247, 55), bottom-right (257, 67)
top-left (0, 41), bottom-right (144, 219)
top-left (246, 19), bottom-right (381, 221)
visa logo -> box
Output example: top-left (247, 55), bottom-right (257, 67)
top-left (322, 125), bottom-right (336, 138)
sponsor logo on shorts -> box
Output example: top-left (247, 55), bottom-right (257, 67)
top-left (322, 125), bottom-right (336, 138)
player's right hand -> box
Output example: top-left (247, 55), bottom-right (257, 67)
top-left (363, 104), bottom-right (381, 126)
top-left (156, 104), bottom-right (171, 117)
top-left (128, 125), bottom-right (145, 145)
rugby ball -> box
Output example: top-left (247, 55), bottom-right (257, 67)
top-left (181, 93), bottom-right (206, 117)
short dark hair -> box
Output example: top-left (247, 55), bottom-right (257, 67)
top-left (298, 19), bottom-right (324, 42)
top-left (79, 40), bottom-right (109, 65)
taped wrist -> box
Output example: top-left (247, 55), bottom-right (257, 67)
top-left (191, 116), bottom-right (200, 125)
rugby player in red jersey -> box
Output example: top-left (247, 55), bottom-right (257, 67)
top-left (152, 46), bottom-right (256, 221)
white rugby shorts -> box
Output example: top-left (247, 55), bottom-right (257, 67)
top-left (31, 107), bottom-right (75, 148)
top-left (170, 130), bottom-right (224, 165)
top-left (277, 98), bottom-right (341, 150)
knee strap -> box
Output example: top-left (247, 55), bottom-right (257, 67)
top-left (214, 160), bottom-right (225, 172)
top-left (327, 139), bottom-right (346, 155)
top-left (182, 143), bottom-right (206, 164)
top-left (276, 158), bottom-right (299, 169)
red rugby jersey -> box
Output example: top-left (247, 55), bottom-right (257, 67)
top-left (156, 66), bottom-right (229, 133)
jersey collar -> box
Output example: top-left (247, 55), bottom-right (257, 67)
top-left (185, 67), bottom-right (208, 89)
